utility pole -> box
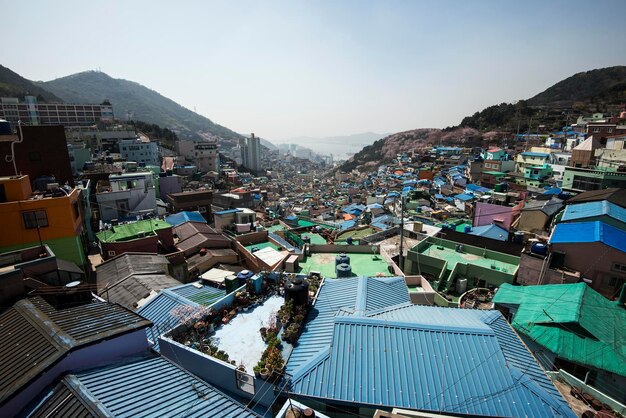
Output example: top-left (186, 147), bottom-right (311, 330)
top-left (399, 195), bottom-right (405, 273)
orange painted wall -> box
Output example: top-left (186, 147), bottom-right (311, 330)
top-left (0, 188), bottom-right (82, 247)
top-left (0, 175), bottom-right (32, 201)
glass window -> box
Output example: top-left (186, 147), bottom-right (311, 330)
top-left (23, 210), bottom-right (48, 229)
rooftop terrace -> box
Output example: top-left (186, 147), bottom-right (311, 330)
top-left (297, 252), bottom-right (391, 278)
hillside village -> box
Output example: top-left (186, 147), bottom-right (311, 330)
top-left (0, 65), bottom-right (625, 418)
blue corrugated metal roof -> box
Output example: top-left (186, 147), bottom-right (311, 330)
top-left (521, 152), bottom-right (550, 157)
top-left (550, 221), bottom-right (626, 252)
top-left (561, 200), bottom-right (626, 224)
top-left (137, 290), bottom-right (198, 351)
top-left (165, 211), bottom-right (206, 226)
top-left (454, 193), bottom-right (475, 201)
top-left (468, 224), bottom-right (508, 241)
top-left (214, 209), bottom-right (242, 215)
top-left (289, 302), bottom-right (575, 417)
top-left (67, 355), bottom-right (260, 417)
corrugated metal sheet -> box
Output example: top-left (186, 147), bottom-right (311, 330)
top-left (137, 290), bottom-right (199, 351)
top-left (96, 254), bottom-right (170, 292)
top-left (99, 273), bottom-right (181, 309)
top-left (170, 283), bottom-right (226, 306)
top-left (0, 298), bottom-right (151, 408)
top-left (561, 200), bottom-right (626, 223)
top-left (29, 382), bottom-right (101, 418)
top-left (166, 211), bottom-right (207, 227)
top-left (286, 278), bottom-right (359, 375)
top-left (362, 277), bottom-right (410, 312)
top-left (28, 356), bottom-right (260, 418)
top-left (550, 221), bottom-right (626, 252)
top-left (290, 316), bottom-right (574, 417)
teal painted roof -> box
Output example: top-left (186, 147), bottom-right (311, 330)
top-left (493, 283), bottom-right (626, 377)
top-left (287, 280), bottom-right (574, 417)
top-left (27, 355), bottom-right (260, 417)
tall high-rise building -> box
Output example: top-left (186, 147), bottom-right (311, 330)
top-left (239, 133), bottom-right (261, 172)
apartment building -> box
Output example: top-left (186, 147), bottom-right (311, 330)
top-left (0, 96), bottom-right (113, 126)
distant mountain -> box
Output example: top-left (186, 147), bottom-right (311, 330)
top-left (39, 71), bottom-right (244, 147)
top-left (0, 64), bottom-right (62, 102)
top-left (280, 132), bottom-right (387, 158)
top-left (527, 66), bottom-right (626, 107)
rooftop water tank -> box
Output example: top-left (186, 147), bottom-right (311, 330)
top-left (530, 242), bottom-right (548, 256)
top-left (464, 225), bottom-right (472, 233)
top-left (336, 263), bottom-right (352, 278)
top-left (335, 253), bottom-right (350, 266)
top-left (0, 119), bottom-right (12, 135)
top-left (285, 276), bottom-right (309, 307)
top-left (513, 231), bottom-right (525, 244)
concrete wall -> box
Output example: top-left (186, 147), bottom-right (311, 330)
top-left (309, 244), bottom-right (379, 254)
top-left (551, 242), bottom-right (626, 298)
top-left (159, 335), bottom-right (277, 408)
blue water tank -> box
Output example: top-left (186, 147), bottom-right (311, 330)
top-left (464, 225), bottom-right (472, 233)
top-left (531, 242), bottom-right (548, 256)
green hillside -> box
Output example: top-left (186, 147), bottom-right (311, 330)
top-left (40, 71), bottom-right (243, 146)
top-left (0, 64), bottom-right (62, 102)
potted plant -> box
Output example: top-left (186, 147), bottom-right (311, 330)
top-left (259, 367), bottom-right (270, 380)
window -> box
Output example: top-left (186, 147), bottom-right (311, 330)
top-left (108, 250), bottom-right (116, 257)
top-left (23, 210), bottom-right (48, 229)
top-left (198, 206), bottom-right (207, 213)
top-left (612, 263), bottom-right (626, 273)
top-left (592, 127), bottom-right (600, 133)
top-left (572, 175), bottom-right (602, 191)
top-left (607, 128), bottom-right (613, 133)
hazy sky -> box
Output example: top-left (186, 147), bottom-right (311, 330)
top-left (2, 0), bottom-right (625, 141)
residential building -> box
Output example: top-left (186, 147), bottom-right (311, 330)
top-left (515, 197), bottom-right (563, 233)
top-left (586, 122), bottom-right (626, 144)
top-left (473, 201), bottom-right (522, 231)
top-left (167, 189), bottom-right (213, 221)
top-left (0, 297), bottom-right (151, 416)
top-left (96, 218), bottom-right (175, 260)
top-left (119, 137), bottom-right (159, 166)
top-left (96, 253), bottom-right (181, 309)
top-left (0, 96), bottom-right (113, 126)
top-left (0, 175), bottom-right (86, 266)
top-left (566, 187), bottom-right (626, 208)
top-left (560, 200), bottom-right (626, 231)
top-left (524, 163), bottom-right (554, 187)
top-left (194, 141), bottom-right (219, 173)
top-left (404, 237), bottom-right (519, 294)
top-left (548, 221), bottom-right (626, 298)
top-left (561, 166), bottom-right (626, 192)
top-left (286, 276), bottom-right (574, 417)
top-left (239, 133), bottom-right (261, 172)
top-left (0, 124), bottom-right (74, 186)
top-left (570, 136), bottom-right (601, 168)
top-left (157, 173), bottom-right (184, 200)
top-left (214, 208), bottom-right (257, 233)
top-left (95, 171), bottom-right (157, 222)
top-left (515, 151), bottom-right (550, 174)
top-left (494, 283), bottom-right (626, 403)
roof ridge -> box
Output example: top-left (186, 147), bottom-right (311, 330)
top-left (14, 299), bottom-right (76, 351)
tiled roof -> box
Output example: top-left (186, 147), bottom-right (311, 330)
top-left (26, 355), bottom-right (260, 418)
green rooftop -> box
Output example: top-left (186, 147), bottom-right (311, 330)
top-left (406, 237), bottom-right (519, 293)
top-left (301, 232), bottom-right (327, 245)
top-left (244, 241), bottom-right (282, 252)
top-left (483, 170), bottom-right (506, 176)
top-left (266, 224), bottom-right (286, 233)
top-left (96, 219), bottom-right (171, 242)
top-left (297, 252), bottom-right (390, 278)
top-left (335, 227), bottom-right (377, 242)
top-left (493, 283), bottom-right (626, 377)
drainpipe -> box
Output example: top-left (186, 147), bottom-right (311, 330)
top-left (617, 283), bottom-right (626, 308)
